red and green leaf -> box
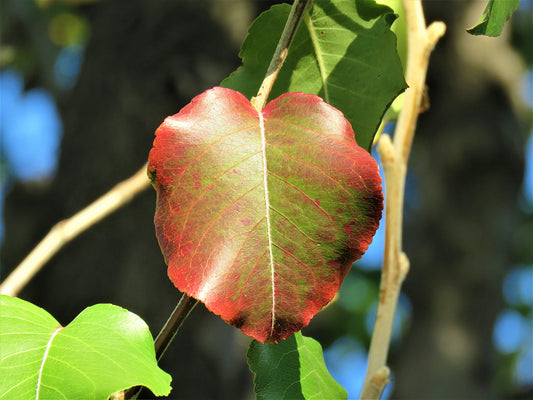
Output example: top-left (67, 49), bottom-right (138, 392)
top-left (148, 87), bottom-right (382, 343)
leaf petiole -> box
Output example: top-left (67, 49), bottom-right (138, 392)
top-left (122, 293), bottom-right (198, 400)
top-left (251, 0), bottom-right (310, 111)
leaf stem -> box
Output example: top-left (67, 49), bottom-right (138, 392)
top-left (0, 164), bottom-right (150, 297)
top-left (251, 0), bottom-right (310, 111)
top-left (360, 1), bottom-right (445, 399)
top-left (121, 293), bottom-right (199, 400)
top-left (154, 293), bottom-right (199, 360)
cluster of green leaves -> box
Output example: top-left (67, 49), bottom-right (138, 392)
top-left (222, 0), bottom-right (406, 151)
top-left (0, 0), bottom-right (520, 399)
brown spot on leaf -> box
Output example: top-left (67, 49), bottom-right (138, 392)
top-left (343, 224), bottom-right (352, 236)
top-left (267, 319), bottom-right (304, 343)
top-left (229, 315), bottom-right (246, 329)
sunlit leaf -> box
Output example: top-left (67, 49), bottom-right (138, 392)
top-left (0, 295), bottom-right (172, 400)
top-left (248, 331), bottom-right (347, 399)
top-left (467, 0), bottom-right (519, 37)
top-left (148, 87), bottom-right (383, 343)
top-left (221, 0), bottom-right (406, 151)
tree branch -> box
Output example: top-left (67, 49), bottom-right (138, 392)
top-left (0, 164), bottom-right (150, 297)
top-left (360, 1), bottom-right (445, 398)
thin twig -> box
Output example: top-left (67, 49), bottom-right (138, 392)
top-left (251, 0), bottom-right (310, 111)
top-left (154, 293), bottom-right (199, 360)
top-left (121, 293), bottom-right (199, 400)
top-left (360, 1), bottom-right (445, 398)
top-left (0, 164), bottom-right (150, 297)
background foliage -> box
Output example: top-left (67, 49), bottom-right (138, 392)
top-left (0, 0), bottom-right (532, 399)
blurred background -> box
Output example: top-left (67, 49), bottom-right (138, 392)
top-left (0, 0), bottom-right (531, 399)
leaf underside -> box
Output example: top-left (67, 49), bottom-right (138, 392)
top-left (467, 0), bottom-right (519, 37)
top-left (248, 331), bottom-right (347, 400)
top-left (221, 0), bottom-right (407, 151)
top-left (148, 87), bottom-right (383, 343)
top-left (0, 295), bottom-right (172, 400)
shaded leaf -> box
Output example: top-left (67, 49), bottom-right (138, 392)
top-left (467, 0), bottom-right (519, 37)
top-left (0, 295), bottom-right (172, 400)
top-left (221, 0), bottom-right (406, 151)
top-left (148, 87), bottom-right (383, 343)
top-left (376, 0), bottom-right (406, 128)
top-left (248, 331), bottom-right (347, 400)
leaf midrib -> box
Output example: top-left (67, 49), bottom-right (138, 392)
top-left (304, 12), bottom-right (329, 102)
top-left (35, 327), bottom-right (62, 400)
top-left (257, 110), bottom-right (276, 338)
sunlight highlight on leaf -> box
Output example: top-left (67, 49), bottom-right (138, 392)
top-left (0, 295), bottom-right (172, 400)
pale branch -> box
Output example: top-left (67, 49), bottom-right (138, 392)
top-left (251, 0), bottom-right (310, 111)
top-left (360, 0), bottom-right (445, 398)
top-left (0, 164), bottom-right (150, 297)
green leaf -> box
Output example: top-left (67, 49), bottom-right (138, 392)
top-left (376, 0), bottom-right (406, 69)
top-left (247, 331), bottom-right (347, 399)
top-left (0, 295), bottom-right (172, 400)
top-left (467, 0), bottom-right (519, 37)
top-left (376, 0), bottom-right (406, 127)
top-left (221, 0), bottom-right (407, 151)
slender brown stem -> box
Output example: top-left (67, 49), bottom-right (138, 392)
top-left (122, 293), bottom-right (199, 400)
top-left (360, 1), bottom-right (445, 398)
top-left (154, 293), bottom-right (199, 360)
top-left (0, 164), bottom-right (150, 297)
top-left (251, 0), bottom-right (310, 111)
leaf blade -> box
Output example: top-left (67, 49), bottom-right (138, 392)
top-left (148, 87), bottom-right (383, 343)
top-left (467, 0), bottom-right (520, 37)
top-left (0, 295), bottom-right (172, 400)
top-left (248, 331), bottom-right (347, 400)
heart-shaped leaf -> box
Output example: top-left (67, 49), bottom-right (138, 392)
top-left (0, 295), bottom-right (172, 400)
top-left (248, 331), bottom-right (347, 400)
top-left (148, 87), bottom-right (382, 343)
